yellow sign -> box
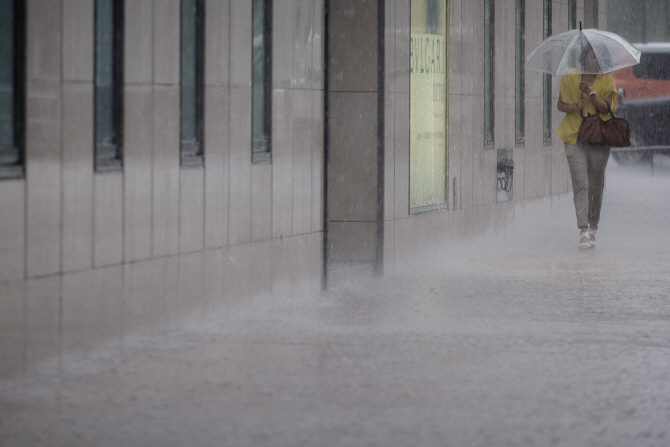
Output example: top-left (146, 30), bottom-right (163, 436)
top-left (410, 33), bottom-right (447, 208)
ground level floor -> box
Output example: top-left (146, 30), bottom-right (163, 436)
top-left (2, 158), bottom-right (670, 446)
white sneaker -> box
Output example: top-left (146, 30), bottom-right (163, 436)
top-left (579, 230), bottom-right (591, 250)
top-left (589, 228), bottom-right (597, 248)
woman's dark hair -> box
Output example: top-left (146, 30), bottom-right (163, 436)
top-left (579, 41), bottom-right (612, 71)
top-left (578, 42), bottom-right (594, 68)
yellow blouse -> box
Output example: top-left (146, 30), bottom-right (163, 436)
top-left (556, 71), bottom-right (618, 145)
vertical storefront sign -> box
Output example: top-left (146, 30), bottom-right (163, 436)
top-left (410, 0), bottom-right (448, 209)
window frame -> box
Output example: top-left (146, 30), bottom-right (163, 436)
top-left (568, 0), bottom-right (577, 30)
top-left (180, 0), bottom-right (205, 167)
top-left (484, 0), bottom-right (495, 148)
top-left (515, 0), bottom-right (525, 147)
top-left (94, 0), bottom-right (124, 172)
top-left (0, 0), bottom-right (26, 179)
top-left (542, 0), bottom-right (552, 146)
top-left (251, 0), bottom-right (272, 163)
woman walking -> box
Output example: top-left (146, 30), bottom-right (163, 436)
top-left (556, 44), bottom-right (618, 250)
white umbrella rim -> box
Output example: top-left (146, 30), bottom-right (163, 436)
top-left (524, 28), bottom-right (641, 76)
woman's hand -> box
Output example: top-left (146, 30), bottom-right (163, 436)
top-left (578, 80), bottom-right (592, 95)
top-left (574, 99), bottom-right (585, 112)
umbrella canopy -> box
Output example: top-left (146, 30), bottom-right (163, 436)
top-left (525, 28), bottom-right (641, 75)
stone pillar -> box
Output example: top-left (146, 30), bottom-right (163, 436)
top-left (327, 0), bottom-right (384, 279)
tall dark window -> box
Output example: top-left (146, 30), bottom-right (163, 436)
top-left (0, 0), bottom-right (25, 179)
top-left (252, 0), bottom-right (272, 163)
top-left (515, 0), bottom-right (525, 147)
top-left (568, 0), bottom-right (577, 30)
top-left (484, 0), bottom-right (494, 147)
top-left (95, 0), bottom-right (124, 171)
top-left (543, 0), bottom-right (552, 146)
top-left (180, 0), bottom-right (204, 166)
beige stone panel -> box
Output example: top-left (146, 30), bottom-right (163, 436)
top-left (474, 95), bottom-right (487, 208)
top-left (154, 0), bottom-right (180, 85)
top-left (152, 86), bottom-right (181, 257)
top-left (125, 0), bottom-right (153, 83)
top-left (230, 0), bottom-right (252, 88)
top-left (26, 276), bottom-right (60, 375)
top-left (61, 266), bottom-right (123, 365)
top-left (512, 146), bottom-right (526, 202)
top-left (293, 0), bottom-right (314, 89)
top-left (271, 89), bottom-right (294, 239)
top-left (94, 172), bottom-right (124, 267)
top-left (204, 86), bottom-right (230, 249)
top-left (62, 82), bottom-right (94, 272)
top-left (329, 0), bottom-right (378, 92)
top-left (63, 0), bottom-right (93, 81)
top-left (459, 97), bottom-right (474, 210)
top-left (305, 232), bottom-right (324, 292)
top-left (460, 0), bottom-right (475, 96)
top-left (483, 147), bottom-right (497, 206)
top-left (248, 241), bottom-right (273, 303)
top-left (448, 0), bottom-right (463, 95)
top-left (272, 233), bottom-right (320, 298)
top-left (169, 251), bottom-right (205, 322)
top-left (394, 0), bottom-right (410, 94)
top-left (179, 168), bottom-right (205, 253)
top-left (472, 149), bottom-right (485, 208)
top-left (292, 90), bottom-right (313, 236)
top-left (502, 0), bottom-right (517, 100)
top-left (152, 256), bottom-right (180, 326)
top-left (406, 212), bottom-right (436, 256)
top-left (312, 0), bottom-right (325, 90)
top-left (203, 248), bottom-right (226, 316)
top-left (384, 0), bottom-right (396, 93)
top-left (384, 90), bottom-right (395, 221)
top-left (434, 207), bottom-right (450, 242)
top-left (124, 85), bottom-right (153, 262)
top-left (504, 96), bottom-right (517, 149)
top-left (311, 91), bottom-right (324, 233)
top-left (225, 241), bottom-right (271, 306)
top-left (271, 235), bottom-right (299, 299)
top-left (328, 92), bottom-right (378, 222)
top-left (228, 87), bottom-right (252, 245)
top-left (27, 0), bottom-right (61, 80)
top-left (328, 221), bottom-right (377, 263)
top-left (447, 94), bottom-right (462, 210)
top-left (481, 202), bottom-right (495, 242)
top-left (26, 80), bottom-right (61, 277)
top-left (0, 280), bottom-right (25, 378)
top-left (0, 180), bottom-right (25, 281)
top-left (123, 260), bottom-right (165, 337)
top-left (273, 0), bottom-right (295, 89)
top-left (251, 163), bottom-right (272, 242)
top-left (392, 212), bottom-right (435, 268)
top-left (552, 138), bottom-right (569, 195)
top-left (460, 205), bottom-right (484, 240)
top-left (205, 0), bottom-right (231, 86)
top-left (493, 198), bottom-right (516, 235)
top-left (382, 218), bottom-right (395, 274)
top-left (525, 1), bottom-right (543, 100)
top-left (394, 92), bottom-right (409, 218)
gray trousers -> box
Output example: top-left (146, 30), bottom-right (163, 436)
top-left (564, 142), bottom-right (611, 228)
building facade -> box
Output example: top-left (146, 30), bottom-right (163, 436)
top-left (0, 0), bottom-right (606, 378)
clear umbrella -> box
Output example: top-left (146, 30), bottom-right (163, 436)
top-left (525, 28), bottom-right (641, 75)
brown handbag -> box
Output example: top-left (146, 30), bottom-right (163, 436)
top-left (577, 103), bottom-right (631, 148)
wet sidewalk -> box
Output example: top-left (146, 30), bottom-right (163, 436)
top-left (2, 158), bottom-right (670, 447)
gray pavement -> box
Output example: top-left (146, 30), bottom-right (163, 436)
top-left (2, 157), bottom-right (670, 447)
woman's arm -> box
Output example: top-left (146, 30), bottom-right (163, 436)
top-left (591, 93), bottom-right (613, 114)
top-left (557, 92), bottom-right (584, 114)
